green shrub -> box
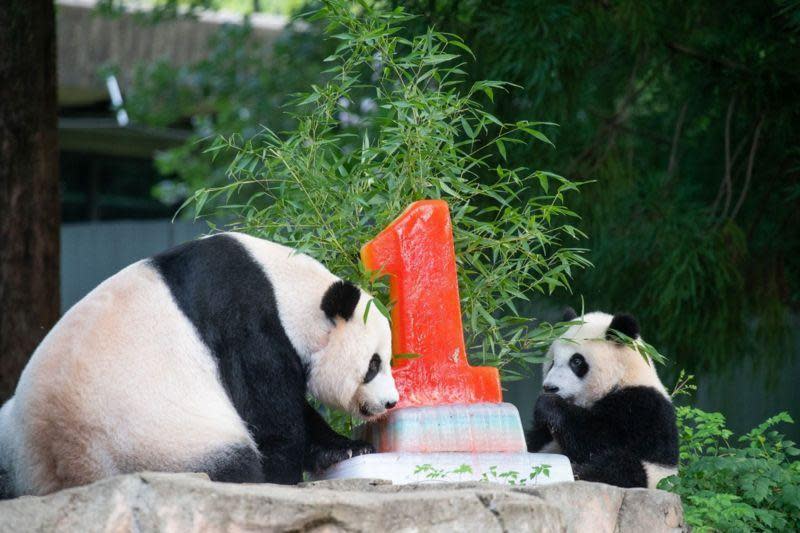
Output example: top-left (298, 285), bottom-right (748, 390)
top-left (660, 407), bottom-right (800, 532)
top-left (185, 0), bottom-right (589, 378)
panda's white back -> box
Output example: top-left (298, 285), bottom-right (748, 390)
top-left (5, 259), bottom-right (252, 495)
top-left (227, 233), bottom-right (339, 359)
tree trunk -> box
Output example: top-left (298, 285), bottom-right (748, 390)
top-left (0, 0), bottom-right (60, 401)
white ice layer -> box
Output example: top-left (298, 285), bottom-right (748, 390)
top-left (314, 452), bottom-right (574, 485)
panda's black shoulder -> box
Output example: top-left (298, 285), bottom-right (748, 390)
top-left (150, 234), bottom-right (307, 409)
top-left (149, 233), bottom-right (289, 350)
top-left (151, 234), bottom-right (250, 281)
top-left (593, 386), bottom-right (677, 433)
top-left (593, 386), bottom-right (678, 464)
top-left (592, 386), bottom-right (677, 434)
top-left (150, 234), bottom-right (274, 314)
top-left (596, 386), bottom-right (675, 416)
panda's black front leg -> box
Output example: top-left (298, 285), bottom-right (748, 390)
top-left (258, 442), bottom-right (304, 484)
top-left (303, 402), bottom-right (374, 473)
top-left (572, 450), bottom-right (648, 488)
top-left (533, 393), bottom-right (569, 435)
top-left (252, 419), bottom-right (306, 484)
top-left (534, 393), bottom-right (600, 463)
top-left (242, 392), bottom-right (307, 484)
top-left (526, 409), bottom-right (555, 452)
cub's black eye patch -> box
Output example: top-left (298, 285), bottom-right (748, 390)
top-left (569, 353), bottom-right (589, 378)
top-left (364, 353), bottom-right (381, 383)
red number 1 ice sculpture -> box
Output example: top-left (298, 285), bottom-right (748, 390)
top-left (361, 199), bottom-right (502, 407)
top-left (359, 200), bottom-right (526, 453)
top-left (317, 199), bottom-right (573, 481)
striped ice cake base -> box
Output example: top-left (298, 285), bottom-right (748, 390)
top-left (360, 403), bottom-right (528, 453)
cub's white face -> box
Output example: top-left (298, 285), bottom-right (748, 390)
top-left (308, 291), bottom-right (398, 420)
top-left (543, 337), bottom-right (625, 408)
top-left (542, 311), bottom-right (666, 407)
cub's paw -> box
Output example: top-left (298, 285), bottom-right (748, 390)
top-left (534, 393), bottom-right (566, 430)
top-left (305, 440), bottom-right (375, 473)
top-left (525, 424), bottom-right (554, 453)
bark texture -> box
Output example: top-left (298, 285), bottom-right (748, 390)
top-left (0, 0), bottom-right (60, 400)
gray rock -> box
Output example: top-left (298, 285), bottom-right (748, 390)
top-left (0, 473), bottom-right (686, 533)
top-left (517, 481), bottom-right (624, 532)
top-left (615, 487), bottom-right (686, 533)
top-left (516, 481), bottom-right (685, 533)
top-left (298, 478), bottom-right (392, 491)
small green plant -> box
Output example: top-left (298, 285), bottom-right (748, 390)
top-left (184, 0), bottom-right (588, 380)
top-left (479, 464), bottom-right (550, 485)
top-left (413, 463), bottom-right (448, 480)
top-left (450, 463), bottom-right (474, 477)
top-left (413, 463), bottom-right (475, 481)
top-left (669, 369), bottom-right (697, 399)
top-left (481, 465), bottom-right (550, 486)
top-left (660, 405), bottom-right (800, 532)
top-left (413, 463), bottom-right (550, 485)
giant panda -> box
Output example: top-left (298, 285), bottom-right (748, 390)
top-left (527, 309), bottom-right (678, 489)
top-left (0, 232), bottom-right (398, 498)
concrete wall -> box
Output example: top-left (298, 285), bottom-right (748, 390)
top-left (60, 219), bottom-right (206, 313)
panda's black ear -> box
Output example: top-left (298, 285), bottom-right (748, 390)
top-left (606, 313), bottom-right (640, 342)
top-left (562, 307), bottom-right (578, 322)
top-left (321, 280), bottom-right (361, 321)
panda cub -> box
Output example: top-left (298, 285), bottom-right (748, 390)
top-left (0, 232), bottom-right (398, 497)
top-left (527, 309), bottom-right (678, 489)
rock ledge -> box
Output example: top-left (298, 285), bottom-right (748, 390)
top-left (0, 473), bottom-right (685, 532)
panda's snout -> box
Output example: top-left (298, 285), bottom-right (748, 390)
top-left (543, 384), bottom-right (559, 393)
top-left (385, 401), bottom-right (397, 410)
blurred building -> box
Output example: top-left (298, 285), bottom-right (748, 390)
top-left (56, 0), bottom-right (284, 311)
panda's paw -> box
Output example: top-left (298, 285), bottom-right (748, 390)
top-left (347, 439), bottom-right (376, 459)
top-left (534, 393), bottom-right (565, 429)
top-left (306, 440), bottom-right (375, 472)
top-left (307, 448), bottom-right (351, 472)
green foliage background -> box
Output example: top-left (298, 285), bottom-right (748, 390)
top-left (118, 0), bottom-right (800, 374)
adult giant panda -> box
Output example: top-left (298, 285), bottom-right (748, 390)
top-left (0, 232), bottom-right (398, 497)
top-left (527, 309), bottom-right (678, 489)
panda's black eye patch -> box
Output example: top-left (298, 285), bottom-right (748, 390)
top-left (364, 354), bottom-right (381, 383)
top-left (569, 353), bottom-right (589, 378)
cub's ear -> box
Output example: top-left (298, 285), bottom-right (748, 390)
top-left (321, 280), bottom-right (361, 321)
top-left (606, 313), bottom-right (640, 342)
top-left (562, 307), bottom-right (578, 322)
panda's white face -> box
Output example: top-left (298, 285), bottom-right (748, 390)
top-left (543, 338), bottom-right (625, 408)
top-left (308, 287), bottom-right (398, 420)
top-left (542, 312), bottom-right (667, 407)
